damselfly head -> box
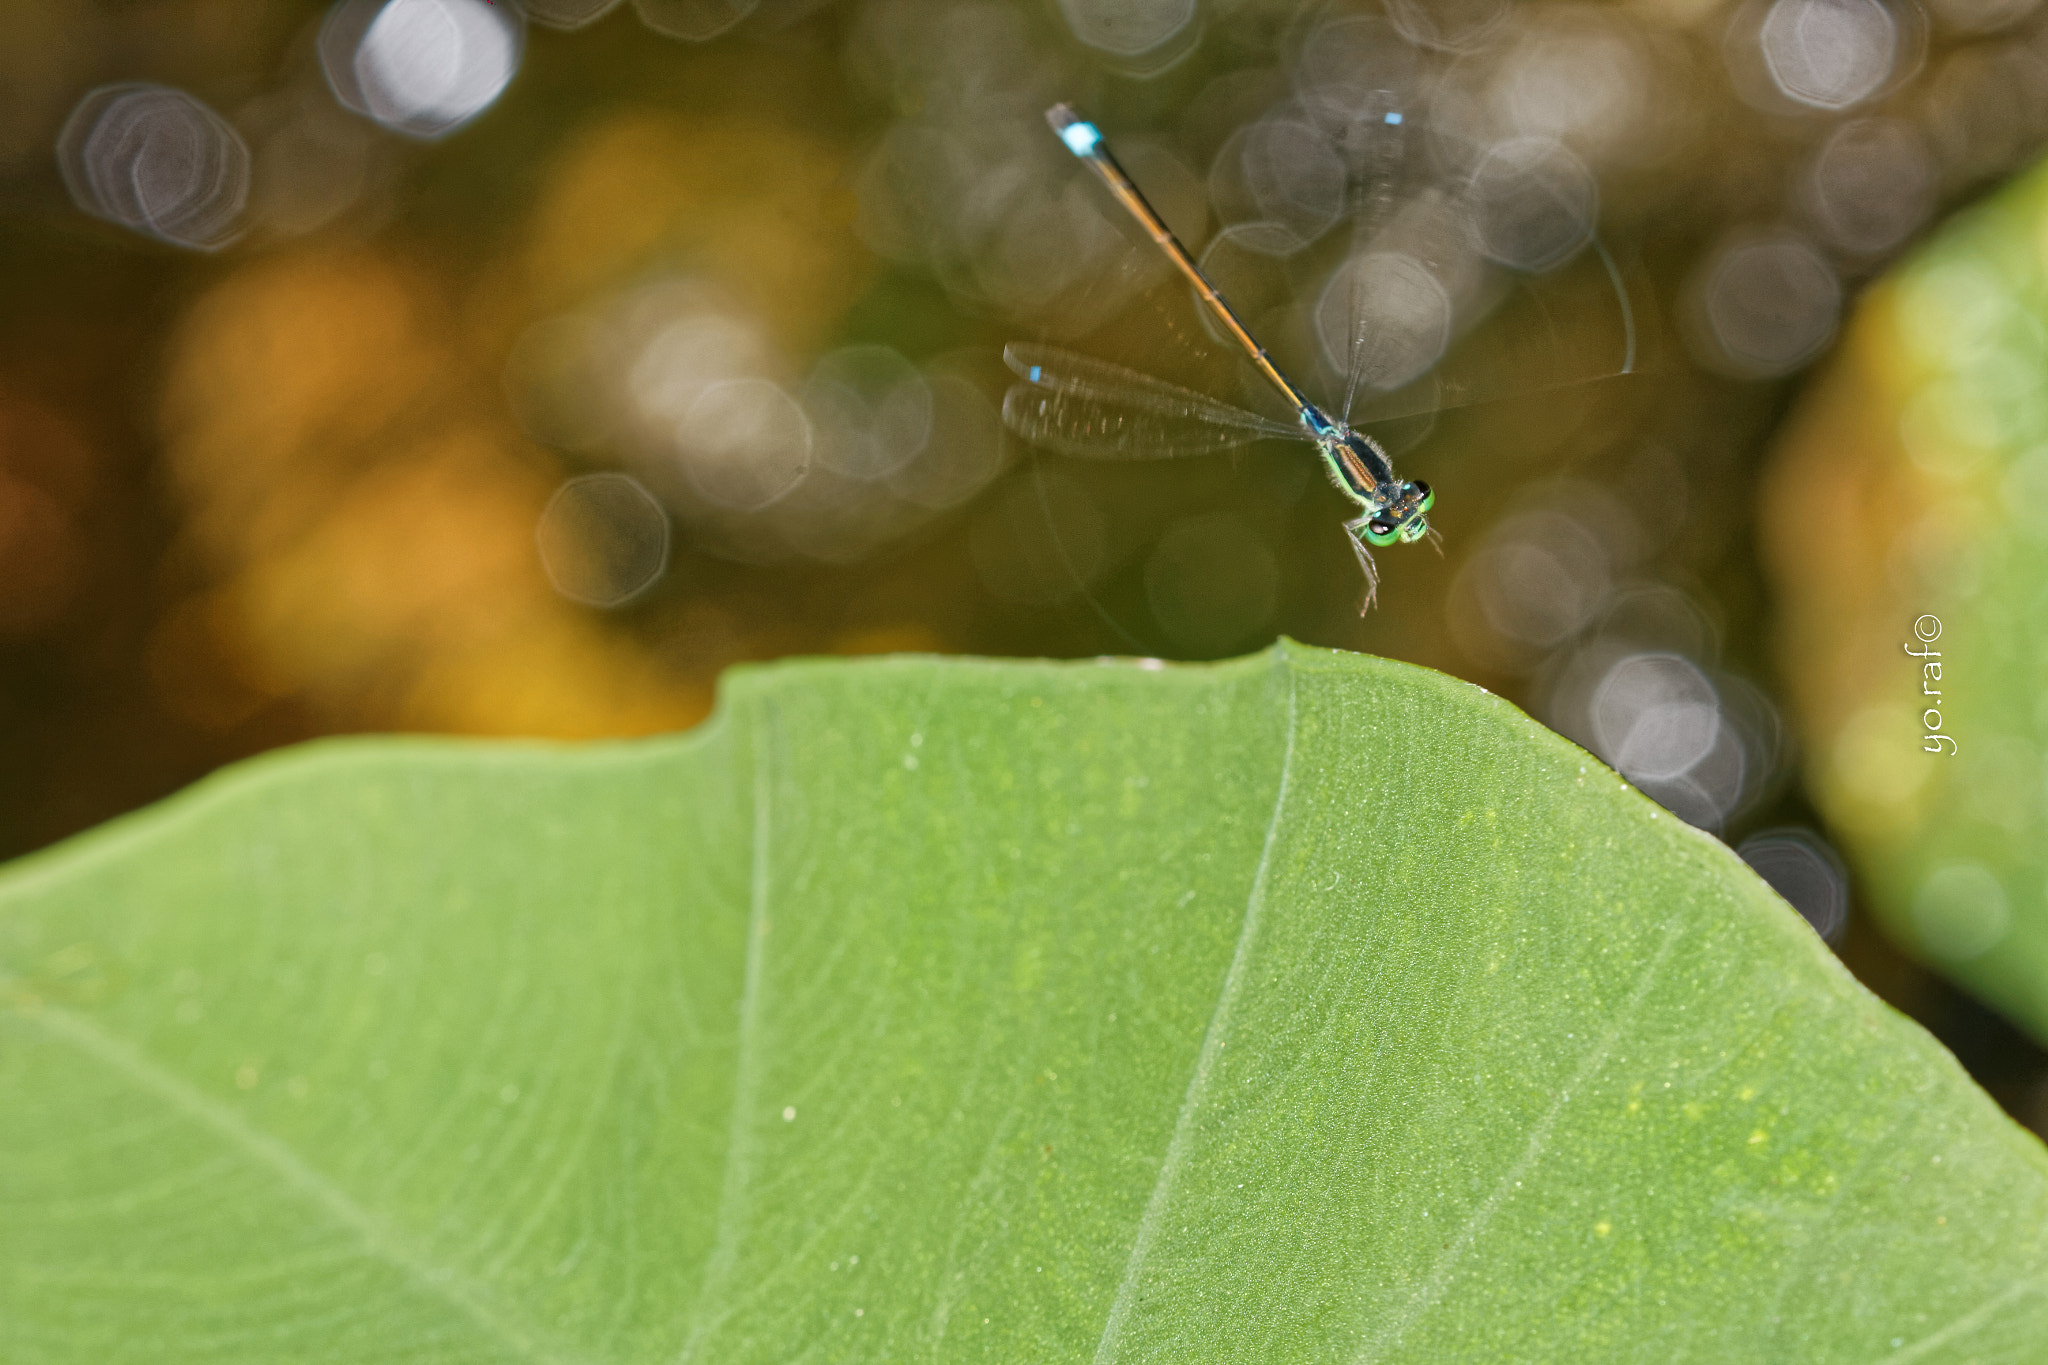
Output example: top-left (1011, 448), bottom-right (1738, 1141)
top-left (1363, 480), bottom-right (1434, 547)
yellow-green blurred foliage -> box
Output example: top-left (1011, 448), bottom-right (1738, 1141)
top-left (1766, 157), bottom-right (2048, 1039)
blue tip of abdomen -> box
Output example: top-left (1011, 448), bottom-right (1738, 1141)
top-left (1045, 104), bottom-right (1106, 156)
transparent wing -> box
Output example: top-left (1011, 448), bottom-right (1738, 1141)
top-left (1003, 387), bottom-right (1282, 460)
top-left (1002, 343), bottom-right (1301, 461)
top-left (1346, 239), bottom-right (1647, 431)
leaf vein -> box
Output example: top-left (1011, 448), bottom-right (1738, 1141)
top-left (15, 1004), bottom-right (585, 1365)
top-left (1090, 652), bottom-right (1299, 1365)
top-left (1873, 1276), bottom-right (2046, 1364)
top-left (1352, 918), bottom-right (1685, 1364)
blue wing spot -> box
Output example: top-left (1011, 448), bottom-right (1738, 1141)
top-left (1059, 122), bottom-right (1103, 156)
top-left (1029, 366), bottom-right (1043, 382)
top-left (1384, 111), bottom-right (1403, 125)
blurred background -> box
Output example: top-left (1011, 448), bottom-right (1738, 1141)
top-left (5, 0), bottom-right (2048, 1131)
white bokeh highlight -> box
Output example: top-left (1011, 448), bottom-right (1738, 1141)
top-left (57, 84), bottom-right (250, 250)
top-left (536, 473), bottom-right (671, 607)
top-left (1759, 0), bottom-right (1899, 109)
top-left (320, 0), bottom-right (523, 140)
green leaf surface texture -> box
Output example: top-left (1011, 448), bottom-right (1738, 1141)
top-left (3, 642), bottom-right (2045, 1362)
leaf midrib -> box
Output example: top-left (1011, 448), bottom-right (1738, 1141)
top-left (673, 695), bottom-right (779, 1362)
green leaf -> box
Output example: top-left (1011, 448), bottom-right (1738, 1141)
top-left (3, 641), bottom-right (2045, 1362)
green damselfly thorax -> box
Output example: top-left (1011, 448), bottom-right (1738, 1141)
top-left (1004, 103), bottom-right (1639, 611)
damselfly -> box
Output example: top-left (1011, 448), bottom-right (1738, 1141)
top-left (1004, 103), bottom-right (1637, 610)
